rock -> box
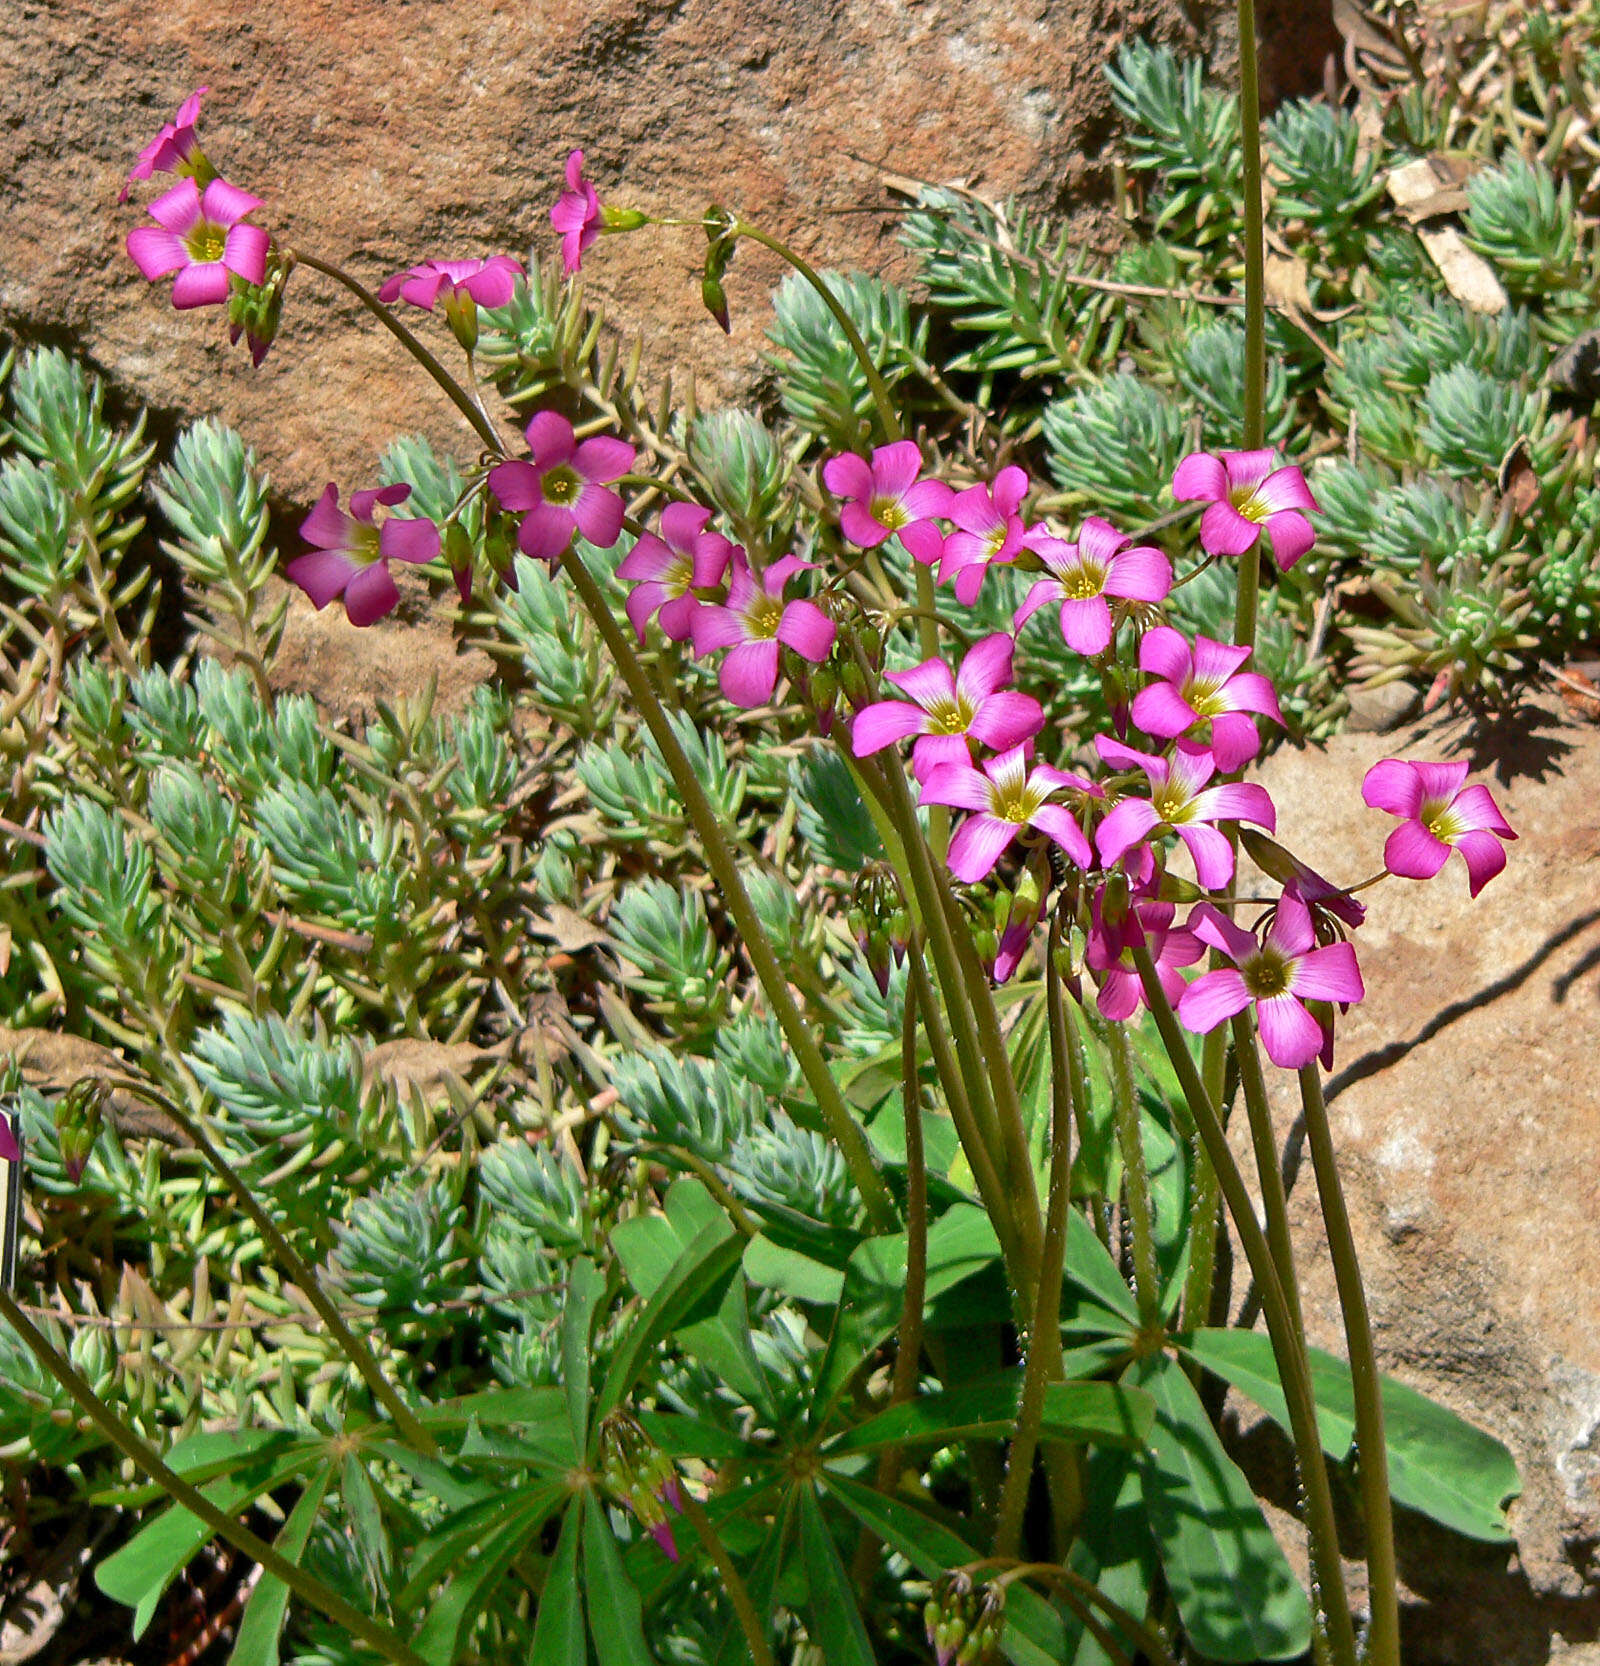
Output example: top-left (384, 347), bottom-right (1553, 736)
top-left (1230, 695), bottom-right (1600, 1662)
top-left (1, 0), bottom-right (1225, 510)
top-left (1345, 677), bottom-right (1423, 732)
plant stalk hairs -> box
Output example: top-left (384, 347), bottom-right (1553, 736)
top-left (5, 18), bottom-right (1535, 1665)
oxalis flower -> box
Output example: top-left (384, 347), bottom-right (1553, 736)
top-left (1132, 626), bottom-right (1283, 771)
top-left (617, 502), bottom-right (735, 642)
top-left (1094, 736), bottom-right (1276, 892)
top-left (691, 553), bottom-right (835, 707)
top-left (378, 256), bottom-right (523, 350)
top-left (1361, 758), bottom-right (1516, 897)
top-left (1172, 448), bottom-right (1318, 572)
top-left (1014, 516), bottom-right (1172, 657)
top-left (551, 149), bottom-right (603, 275)
top-left (487, 411), bottom-right (635, 562)
top-left (127, 176), bottom-right (269, 310)
top-left (121, 87), bottom-right (209, 202)
top-left (918, 745), bottom-right (1093, 884)
top-left (1086, 891), bottom-right (1204, 1023)
top-left (850, 633), bottom-right (1043, 783)
top-left (286, 483), bottom-right (440, 628)
top-left (938, 466), bottom-right (1030, 605)
top-left (823, 440), bottom-right (953, 564)
top-left (1179, 887), bottom-right (1365, 1069)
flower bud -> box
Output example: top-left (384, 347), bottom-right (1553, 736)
top-left (603, 206), bottom-right (650, 232)
top-left (443, 523), bottom-right (475, 604)
top-left (55, 1078), bottom-right (107, 1185)
top-left (598, 1411), bottom-right (684, 1562)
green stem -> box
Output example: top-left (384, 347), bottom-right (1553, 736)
top-left (1106, 1018), bottom-right (1162, 1333)
top-left (106, 1076), bottom-right (438, 1457)
top-left (291, 251), bottom-right (504, 456)
top-left (558, 547), bottom-right (898, 1230)
top-left (1230, 1011), bottom-right (1305, 1345)
top-left (678, 1490), bottom-right (777, 1666)
top-left (1234, 0), bottom-right (1266, 650)
top-left (1299, 1063), bottom-right (1399, 1666)
top-left (1130, 949), bottom-right (1358, 1666)
top-left (1003, 1563), bottom-right (1181, 1666)
top-left (0, 1291), bottom-right (427, 1666)
top-left (994, 919), bottom-right (1080, 1559)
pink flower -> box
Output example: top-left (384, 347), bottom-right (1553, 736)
top-left (121, 87), bottom-right (208, 202)
top-left (850, 633), bottom-right (1044, 783)
top-left (1178, 888), bottom-right (1365, 1069)
top-left (1086, 892), bottom-right (1203, 1022)
top-left (377, 256), bottom-right (523, 312)
top-left (1361, 759), bottom-right (1516, 897)
top-left (1172, 449), bottom-right (1318, 573)
top-left (691, 553), bottom-right (836, 707)
top-left (487, 411), bottom-right (636, 562)
top-left (0, 1112), bottom-right (18, 1165)
top-left (918, 746), bottom-right (1093, 884)
top-left (1132, 627), bottom-right (1284, 771)
top-left (617, 502), bottom-right (735, 642)
top-left (285, 483), bottom-right (440, 628)
top-left (938, 466), bottom-right (1030, 605)
top-left (822, 440), bottom-right (954, 565)
top-left (1014, 516), bottom-right (1172, 656)
top-left (551, 149), bottom-right (603, 275)
top-left (1094, 736), bottom-right (1276, 892)
top-left (126, 176), bottom-right (270, 310)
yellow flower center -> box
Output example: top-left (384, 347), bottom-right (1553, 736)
top-left (1420, 796), bottom-right (1462, 844)
top-left (1227, 484), bottom-right (1269, 524)
top-left (1181, 672), bottom-right (1227, 718)
top-left (929, 694), bottom-right (977, 735)
top-left (542, 465), bottom-right (582, 507)
top-left (1061, 560), bottom-right (1106, 601)
top-left (870, 494), bottom-right (909, 531)
top-left (747, 595), bottom-right (784, 641)
top-left (188, 219), bottom-right (227, 263)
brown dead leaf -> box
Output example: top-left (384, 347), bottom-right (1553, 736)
top-left (362, 1037), bottom-right (511, 1104)
top-left (1265, 253), bottom-right (1314, 313)
top-left (0, 1027), bottom-right (185, 1145)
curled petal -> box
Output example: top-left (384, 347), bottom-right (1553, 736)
top-left (823, 452), bottom-right (873, 502)
top-left (1172, 451), bottom-right (1228, 502)
top-left (1361, 759), bottom-right (1423, 818)
top-left (1264, 509), bottom-right (1315, 572)
top-left (1289, 940), bottom-right (1364, 1005)
top-left (1177, 822), bottom-right (1235, 891)
top-left (285, 547), bottom-right (357, 609)
top-left (1450, 783), bottom-right (1515, 838)
top-left (1193, 780), bottom-right (1276, 832)
top-left (343, 562), bottom-right (402, 627)
top-left (1031, 803), bottom-right (1092, 868)
top-left (1455, 829), bottom-right (1509, 897)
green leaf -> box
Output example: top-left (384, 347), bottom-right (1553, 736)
top-left (400, 1486), bottom-right (557, 1612)
top-left (413, 1484), bottom-right (564, 1666)
top-left (339, 1453), bottom-right (392, 1597)
top-left (1064, 1209), bottom-right (1139, 1323)
top-left (797, 1487), bottom-right (877, 1666)
top-left (1060, 1452), bottom-right (1159, 1666)
top-left (826, 1373), bottom-right (1154, 1455)
top-left (1181, 1327), bottom-right (1520, 1542)
top-left (582, 1489), bottom-right (659, 1666)
top-left (416, 1384), bottom-right (568, 1433)
top-left (1130, 1353), bottom-right (1312, 1662)
top-left (563, 1257), bottom-right (606, 1453)
top-left (530, 1498), bottom-right (585, 1666)
top-left (229, 1464), bottom-right (334, 1666)
top-left (743, 1234), bottom-right (845, 1304)
top-left (820, 1472), bottom-right (1066, 1666)
top-left (597, 1218), bottom-right (747, 1422)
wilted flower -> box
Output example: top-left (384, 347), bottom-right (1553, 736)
top-left (1172, 448), bottom-right (1318, 572)
top-left (551, 149), bottom-right (603, 275)
top-left (285, 482), bottom-right (440, 627)
top-left (127, 177), bottom-right (269, 310)
top-left (487, 411), bottom-right (635, 562)
top-left (121, 87), bottom-right (209, 202)
top-left (1086, 891), bottom-right (1204, 1022)
top-left (378, 256), bottom-right (524, 353)
top-left (1361, 758), bottom-right (1516, 897)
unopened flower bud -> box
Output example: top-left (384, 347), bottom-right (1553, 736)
top-left (598, 1411), bottom-right (684, 1562)
top-left (443, 522), bottom-right (475, 604)
top-left (55, 1078), bottom-right (107, 1185)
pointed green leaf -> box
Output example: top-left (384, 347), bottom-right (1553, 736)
top-left (563, 1257), bottom-right (606, 1453)
top-left (582, 1491), bottom-right (659, 1666)
top-left (228, 1464), bottom-right (334, 1666)
top-left (416, 1384), bottom-right (568, 1433)
top-left (530, 1497), bottom-right (585, 1666)
top-left (1060, 1451), bottom-right (1159, 1666)
top-left (796, 1487), bottom-right (876, 1666)
top-left (339, 1453), bottom-right (392, 1597)
top-left (1131, 1353), bottom-right (1312, 1662)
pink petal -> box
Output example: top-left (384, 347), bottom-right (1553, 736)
top-left (343, 562), bottom-right (401, 627)
top-left (1450, 784), bottom-right (1515, 838)
top-left (170, 262), bottom-right (233, 309)
top-left (1139, 626), bottom-right (1194, 684)
top-left (1192, 781), bottom-right (1276, 832)
top-left (887, 656), bottom-right (958, 711)
top-left (1013, 580), bottom-right (1059, 633)
top-left (1221, 449), bottom-right (1278, 494)
top-left (626, 580), bottom-right (668, 642)
top-left (565, 149), bottom-right (587, 191)
top-left (1075, 516), bottom-right (1126, 568)
top-left (379, 516), bottom-right (441, 566)
top-left (898, 520), bottom-right (945, 565)
top-left (1097, 967), bottom-right (1143, 1022)
top-left (900, 479), bottom-right (955, 519)
top-left (1131, 681), bottom-right (1198, 740)
top-left (953, 560), bottom-right (989, 607)
top-left (1412, 760), bottom-right (1472, 803)
top-left (1096, 798), bottom-right (1161, 867)
top-left (1256, 464), bottom-right (1319, 515)
top-left (0, 1117), bottom-right (18, 1164)
top-left (872, 440), bottom-right (925, 497)
top-left (1217, 670), bottom-right (1281, 720)
top-left (720, 639), bottom-right (779, 707)
top-left (1264, 510), bottom-right (1315, 572)
top-left (572, 483), bottom-right (625, 549)
top-left (823, 452), bottom-right (873, 501)
top-left (763, 553), bottom-right (815, 594)
top-left (487, 459), bottom-right (542, 513)
top-left (516, 501), bottom-right (578, 562)
top-left (945, 484), bottom-right (1004, 537)
top-left (200, 177), bottom-right (264, 226)
top-left (126, 225), bottom-right (187, 281)
top-left (1362, 759), bottom-right (1423, 818)
top-left (966, 690), bottom-right (1043, 750)
top-left (851, 700), bottom-right (930, 756)
top-left (1187, 902), bottom-right (1260, 965)
top-left (524, 410), bottom-right (576, 470)
top-left (1105, 543), bottom-right (1172, 602)
top-left (146, 177), bottom-right (203, 235)
top-left (351, 483), bottom-right (410, 522)
top-left (691, 605), bottom-right (746, 656)
top-left (1178, 968), bottom-right (1253, 1035)
top-left (1208, 711), bottom-right (1262, 773)
top-left (462, 258), bottom-right (523, 308)
top-left (1455, 830), bottom-right (1508, 897)
top-left (1289, 941), bottom-right (1364, 1004)
top-left (573, 435), bottom-right (636, 484)
top-left (955, 633), bottom-right (1016, 702)
top-left (657, 593), bottom-right (699, 642)
top-left (618, 531), bottom-right (674, 584)
top-left (991, 465), bottom-right (1029, 518)
top-left (285, 547), bottom-right (357, 609)
top-left (301, 485), bottom-right (357, 551)
top-left (1172, 451), bottom-right (1227, 503)
top-left (1178, 822), bottom-right (1235, 890)
top-left (1198, 498), bottom-right (1264, 558)
top-left (918, 762), bottom-right (995, 814)
top-left (946, 814), bottom-right (1019, 883)
top-left (1384, 820), bottom-right (1452, 881)
top-left (839, 501), bottom-right (892, 548)
top-left (1031, 803), bottom-right (1092, 868)
top-left (1264, 889), bottom-right (1316, 958)
top-left (1188, 634), bottom-right (1253, 685)
top-left (1256, 994), bottom-right (1325, 1069)
top-left (909, 733), bottom-right (972, 782)
top-left (775, 599), bottom-right (835, 662)
top-left (1059, 596), bottom-right (1113, 656)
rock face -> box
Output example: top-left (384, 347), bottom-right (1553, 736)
top-left (1242, 695), bottom-right (1600, 1665)
top-left (3, 0), bottom-right (1216, 506)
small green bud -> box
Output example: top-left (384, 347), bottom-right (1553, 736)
top-left (702, 276), bottom-right (731, 334)
top-left (603, 206), bottom-right (650, 232)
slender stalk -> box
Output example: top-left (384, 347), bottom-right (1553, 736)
top-left (1131, 949), bottom-right (1358, 1666)
top-left (1002, 1563), bottom-right (1181, 1666)
top-left (290, 251), bottom-right (504, 456)
top-left (1234, 0), bottom-right (1266, 649)
top-left (105, 1076), bottom-right (439, 1457)
top-left (994, 919), bottom-right (1079, 1558)
top-left (1106, 1017), bottom-right (1162, 1332)
top-left (1299, 1063), bottom-right (1399, 1666)
top-left (0, 1292), bottom-right (426, 1666)
top-left (559, 547), bottom-right (897, 1229)
top-left (1229, 1011), bottom-right (1305, 1345)
top-left (678, 1489), bottom-right (777, 1666)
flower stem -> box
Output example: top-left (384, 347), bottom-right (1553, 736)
top-left (1299, 1062), bottom-right (1399, 1666)
top-left (1234, 0), bottom-right (1266, 650)
top-left (105, 1075), bottom-right (438, 1457)
top-left (1131, 948), bottom-right (1359, 1666)
top-left (0, 1291), bottom-right (427, 1666)
top-left (993, 918), bottom-right (1080, 1559)
top-left (678, 1489), bottom-right (777, 1666)
top-left (1106, 1016), bottom-right (1162, 1332)
top-left (290, 251), bottom-right (505, 456)
top-left (558, 545), bottom-right (898, 1230)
